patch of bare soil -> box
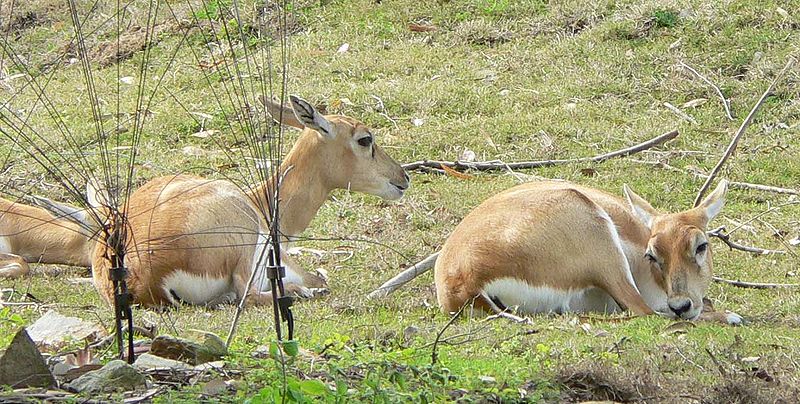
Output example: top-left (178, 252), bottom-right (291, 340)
top-left (452, 19), bottom-right (513, 47)
top-left (90, 22), bottom-right (177, 67)
top-left (702, 376), bottom-right (799, 404)
top-left (556, 363), bottom-right (661, 403)
top-left (556, 362), bottom-right (799, 404)
top-left (0, 0), bottom-right (65, 32)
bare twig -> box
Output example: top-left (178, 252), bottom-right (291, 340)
top-left (484, 311), bottom-right (532, 324)
top-left (679, 61), bottom-right (735, 120)
top-left (367, 251), bottom-right (439, 299)
top-left (663, 102), bottom-right (698, 124)
top-left (432, 297), bottom-right (472, 365)
top-left (705, 347), bottom-right (728, 376)
top-left (631, 159), bottom-right (800, 195)
top-left (707, 226), bottom-right (785, 255)
top-left (694, 57), bottom-right (797, 206)
top-left (403, 130), bottom-right (678, 172)
top-left (713, 276), bottom-right (800, 289)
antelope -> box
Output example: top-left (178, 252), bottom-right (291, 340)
top-left (78, 95), bottom-right (410, 308)
top-left (434, 180), bottom-right (743, 325)
top-left (0, 196), bottom-right (94, 278)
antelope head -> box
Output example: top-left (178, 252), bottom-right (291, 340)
top-left (262, 95), bottom-right (410, 200)
top-left (624, 180), bottom-right (728, 320)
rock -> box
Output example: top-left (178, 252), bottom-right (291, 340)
top-left (202, 377), bottom-right (230, 396)
top-left (26, 310), bottom-right (105, 351)
top-left (133, 353), bottom-right (191, 371)
top-left (150, 333), bottom-right (227, 365)
top-left (478, 375), bottom-right (496, 384)
top-left (403, 325), bottom-right (420, 341)
top-left (67, 360), bottom-right (146, 393)
top-left (0, 328), bottom-right (56, 388)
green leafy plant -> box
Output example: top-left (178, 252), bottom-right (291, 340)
top-left (653, 8), bottom-right (679, 28)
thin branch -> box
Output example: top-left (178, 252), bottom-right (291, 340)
top-left (713, 276), bottom-right (800, 289)
top-left (707, 226), bottom-right (785, 255)
top-left (663, 102), bottom-right (698, 124)
top-left (631, 159), bottom-right (800, 195)
top-left (367, 251), bottom-right (439, 299)
top-left (694, 57), bottom-right (796, 207)
top-left (432, 297), bottom-right (472, 365)
top-left (403, 130), bottom-right (678, 172)
top-left (679, 61), bottom-right (735, 120)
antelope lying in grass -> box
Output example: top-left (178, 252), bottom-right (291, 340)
top-left (79, 95), bottom-right (409, 308)
top-left (0, 197), bottom-right (94, 278)
top-left (434, 180), bottom-right (742, 325)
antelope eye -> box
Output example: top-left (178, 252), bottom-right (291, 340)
top-left (644, 252), bottom-right (658, 264)
top-left (357, 136), bottom-right (373, 147)
top-left (695, 242), bottom-right (708, 255)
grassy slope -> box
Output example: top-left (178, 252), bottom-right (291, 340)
top-left (2, 0), bottom-right (800, 401)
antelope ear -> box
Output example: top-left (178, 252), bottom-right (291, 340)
top-left (28, 195), bottom-right (91, 228)
top-left (697, 179), bottom-right (728, 223)
top-left (86, 178), bottom-right (112, 209)
top-left (259, 95), bottom-right (304, 129)
top-left (289, 95), bottom-right (333, 138)
top-left (623, 184), bottom-right (659, 228)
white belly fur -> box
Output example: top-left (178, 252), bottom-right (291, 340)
top-left (162, 229), bottom-right (306, 304)
top-left (0, 237), bottom-right (10, 254)
top-left (161, 270), bottom-right (233, 305)
top-left (483, 277), bottom-right (622, 314)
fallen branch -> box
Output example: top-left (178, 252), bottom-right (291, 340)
top-left (367, 251), bottom-right (439, 299)
top-left (713, 276), bottom-right (800, 289)
top-left (679, 61), bottom-right (735, 121)
top-left (694, 57), bottom-right (796, 206)
top-left (403, 130), bottom-right (678, 172)
top-left (631, 159), bottom-right (800, 196)
top-left (707, 226), bottom-right (785, 255)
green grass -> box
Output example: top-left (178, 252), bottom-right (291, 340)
top-left (1, 0), bottom-right (800, 401)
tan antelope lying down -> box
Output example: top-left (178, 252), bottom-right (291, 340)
top-left (0, 196), bottom-right (94, 278)
top-left (79, 95), bottom-right (409, 308)
top-left (434, 180), bottom-right (742, 325)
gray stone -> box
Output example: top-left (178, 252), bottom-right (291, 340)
top-left (133, 353), bottom-right (191, 371)
top-left (67, 360), bottom-right (146, 394)
top-left (0, 328), bottom-right (56, 388)
top-left (150, 332), bottom-right (227, 365)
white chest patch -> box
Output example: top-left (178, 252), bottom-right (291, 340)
top-left (483, 277), bottom-right (622, 314)
top-left (0, 237), bottom-right (11, 254)
top-left (161, 270), bottom-right (233, 305)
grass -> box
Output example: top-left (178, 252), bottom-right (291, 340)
top-left (1, 0), bottom-right (800, 401)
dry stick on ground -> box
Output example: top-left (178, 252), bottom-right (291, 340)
top-left (367, 251), bottom-right (439, 299)
top-left (663, 102), bottom-right (698, 124)
top-left (631, 159), bottom-right (800, 196)
top-left (694, 57), bottom-right (797, 207)
top-left (403, 129), bottom-right (678, 172)
top-left (712, 276), bottom-right (800, 289)
top-left (679, 61), bottom-right (735, 121)
top-left (706, 226), bottom-right (785, 255)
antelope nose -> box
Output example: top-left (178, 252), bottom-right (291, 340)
top-left (392, 172), bottom-right (411, 190)
top-left (668, 298), bottom-right (692, 317)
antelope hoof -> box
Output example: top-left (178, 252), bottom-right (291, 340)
top-left (287, 285), bottom-right (329, 300)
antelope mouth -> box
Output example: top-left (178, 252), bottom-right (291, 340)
top-left (386, 181), bottom-right (409, 200)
